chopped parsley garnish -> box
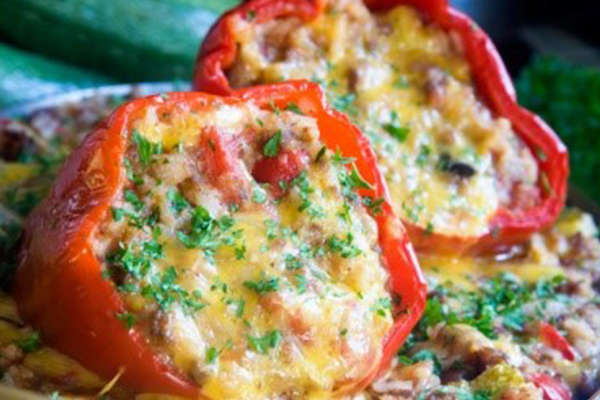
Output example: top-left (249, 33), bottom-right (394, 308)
top-left (141, 267), bottom-right (206, 314)
top-left (291, 171), bottom-right (325, 219)
top-left (112, 207), bottom-right (125, 222)
top-left (206, 340), bottom-right (233, 364)
top-left (132, 130), bottom-right (162, 165)
top-left (394, 75), bottom-right (410, 89)
top-left (402, 202), bottom-right (423, 223)
top-left (124, 158), bottom-right (144, 185)
top-left (284, 254), bottom-right (303, 270)
top-left (328, 233), bottom-right (362, 259)
top-left (363, 196), bottom-right (385, 216)
top-left (234, 245), bottom-right (247, 260)
top-left (264, 219), bottom-right (279, 240)
top-left (244, 276), bottom-right (280, 295)
top-left (399, 350), bottom-right (442, 376)
top-left (263, 130), bottom-right (282, 157)
top-left (425, 221), bottom-right (435, 235)
top-left (382, 111), bottom-right (410, 142)
top-left (124, 189), bottom-right (144, 212)
top-left (372, 297), bottom-right (392, 317)
top-left (227, 298), bottom-right (245, 318)
top-left (252, 187), bottom-right (268, 204)
top-left (206, 346), bottom-right (219, 364)
top-left (285, 103), bottom-right (304, 115)
top-left (268, 100), bottom-right (281, 115)
top-left (247, 330), bottom-right (283, 354)
top-left (406, 273), bottom-right (567, 345)
top-left (167, 189), bottom-right (190, 215)
top-left (177, 206), bottom-right (234, 258)
top-left (348, 165), bottom-right (373, 190)
top-left (116, 312), bottom-right (137, 329)
top-left (108, 240), bottom-right (162, 280)
top-left (331, 93), bottom-right (358, 116)
top-left (294, 274), bottom-right (308, 294)
top-left (15, 331), bottom-right (41, 353)
top-left (338, 164), bottom-right (371, 201)
top-left (416, 145), bottom-right (431, 167)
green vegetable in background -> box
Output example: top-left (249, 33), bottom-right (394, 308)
top-left (0, 43), bottom-right (112, 108)
top-left (517, 57), bottom-right (600, 200)
top-left (0, 0), bottom-right (241, 82)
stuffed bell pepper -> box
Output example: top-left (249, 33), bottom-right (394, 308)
top-left (194, 0), bottom-right (569, 255)
top-left (14, 82), bottom-right (426, 399)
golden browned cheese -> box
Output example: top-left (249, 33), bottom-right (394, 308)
top-left (92, 102), bottom-right (393, 399)
top-left (227, 0), bottom-right (539, 238)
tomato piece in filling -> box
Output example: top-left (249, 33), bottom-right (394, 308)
top-left (93, 101), bottom-right (394, 399)
top-left (224, 0), bottom-right (541, 241)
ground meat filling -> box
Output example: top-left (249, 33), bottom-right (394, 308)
top-left (227, 0), bottom-right (540, 238)
top-left (92, 102), bottom-right (393, 399)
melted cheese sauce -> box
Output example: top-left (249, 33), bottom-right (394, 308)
top-left (228, 0), bottom-right (540, 238)
top-left (93, 102), bottom-right (393, 399)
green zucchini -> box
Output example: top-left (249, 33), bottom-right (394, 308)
top-left (0, 0), bottom-right (241, 82)
top-left (0, 43), bottom-right (112, 109)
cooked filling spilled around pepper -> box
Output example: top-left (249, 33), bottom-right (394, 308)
top-left (227, 0), bottom-right (540, 238)
top-left (91, 102), bottom-right (393, 399)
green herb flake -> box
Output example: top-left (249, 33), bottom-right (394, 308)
top-left (348, 165), bottom-right (373, 190)
top-left (116, 312), bottom-right (137, 329)
top-left (285, 103), bottom-right (304, 115)
top-left (263, 130), bottom-right (282, 157)
top-left (112, 207), bottom-right (125, 222)
top-left (206, 347), bottom-right (219, 364)
top-left (328, 233), bottom-right (362, 259)
top-left (15, 331), bottom-right (41, 353)
top-left (132, 130), bottom-right (162, 165)
top-left (167, 189), bottom-right (190, 215)
top-left (295, 274), bottom-right (308, 294)
top-left (363, 196), bottom-right (385, 216)
top-left (416, 145), bottom-right (431, 167)
top-left (425, 221), bottom-right (435, 235)
top-left (247, 330), bottom-right (283, 354)
top-left (252, 187), bottom-right (268, 204)
top-left (382, 112), bottom-right (410, 142)
top-left (244, 276), bottom-right (280, 295)
top-left (394, 75), bottom-right (410, 89)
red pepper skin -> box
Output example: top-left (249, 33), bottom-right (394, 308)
top-left (193, 0), bottom-right (569, 255)
top-left (14, 82), bottom-right (426, 397)
top-left (530, 373), bottom-right (572, 400)
top-left (539, 322), bottom-right (577, 361)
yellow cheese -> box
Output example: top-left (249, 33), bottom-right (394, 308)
top-left (420, 254), bottom-right (565, 291)
top-left (229, 0), bottom-right (539, 239)
top-left (95, 102), bottom-right (393, 399)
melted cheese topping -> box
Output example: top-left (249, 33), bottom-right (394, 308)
top-left (93, 102), bottom-right (393, 399)
top-left (228, 0), bottom-right (540, 238)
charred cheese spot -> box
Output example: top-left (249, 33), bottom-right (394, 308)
top-left (228, 0), bottom-right (540, 238)
top-left (93, 102), bottom-right (392, 399)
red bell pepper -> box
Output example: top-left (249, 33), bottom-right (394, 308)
top-left (530, 373), bottom-right (572, 400)
top-left (14, 82), bottom-right (426, 397)
top-left (193, 0), bottom-right (569, 255)
top-left (540, 322), bottom-right (577, 362)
